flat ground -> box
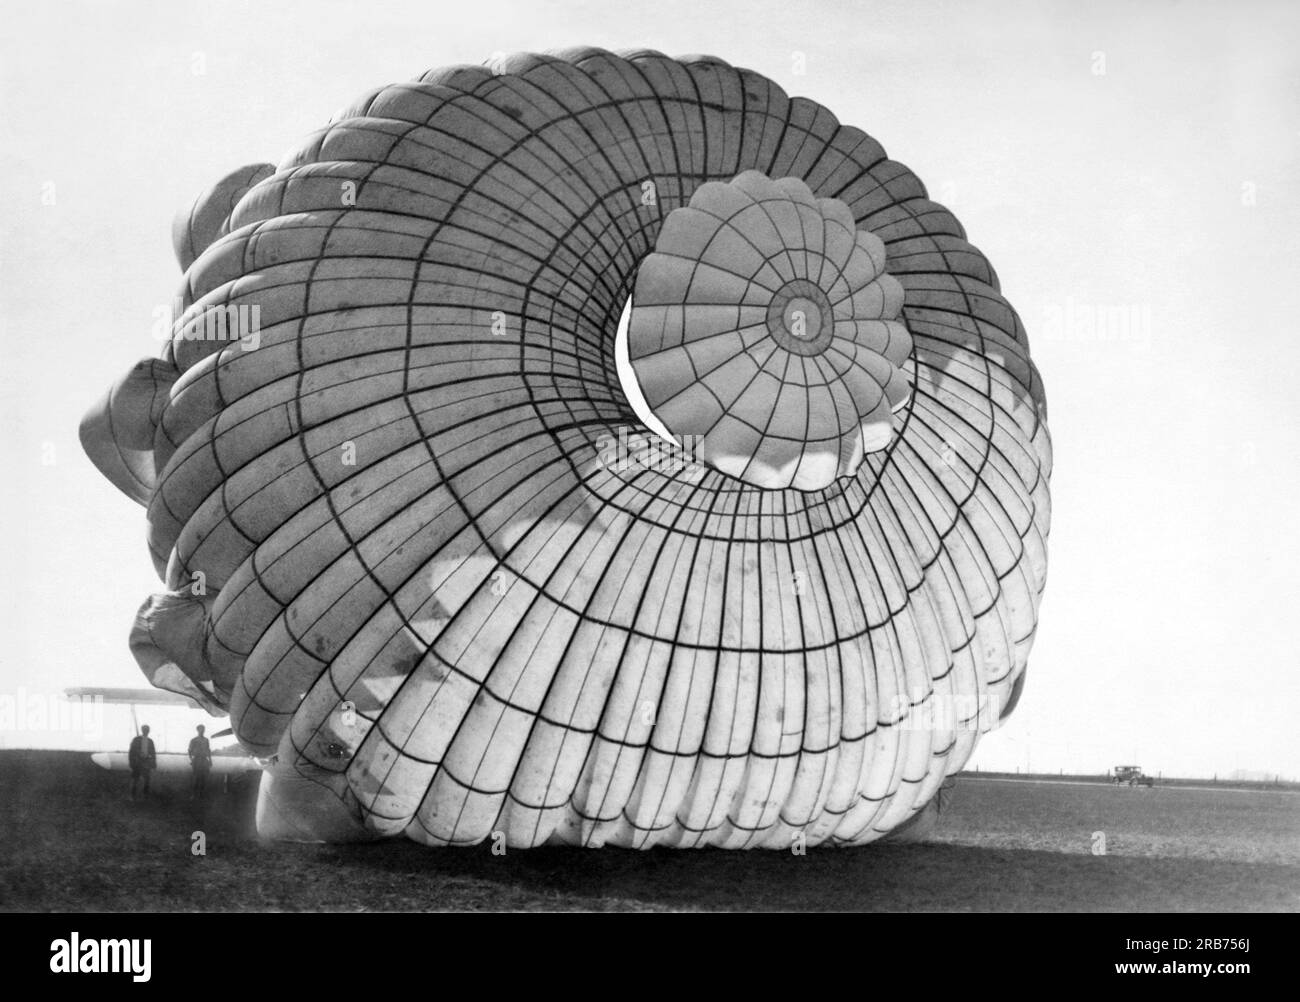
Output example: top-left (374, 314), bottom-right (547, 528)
top-left (1, 751), bottom-right (1296, 911)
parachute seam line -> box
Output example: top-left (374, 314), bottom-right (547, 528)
top-left (429, 459), bottom-right (690, 843)
top-left (373, 725), bottom-right (884, 788)
top-left (792, 467), bottom-right (847, 830)
top-left (634, 464), bottom-right (747, 844)
top-left (735, 346), bottom-right (795, 488)
top-left (769, 98), bottom-right (821, 191)
top-left (175, 383), bottom-right (559, 579)
top-left (194, 195), bottom-right (620, 306)
top-left (184, 393), bottom-right (979, 587)
top-left (901, 401), bottom-right (1036, 568)
top-left (731, 463), bottom-right (807, 847)
top-left (327, 473), bottom-right (710, 784)
top-left (242, 152), bottom-right (399, 750)
top-left (206, 403), bottom-right (543, 636)
top-left (837, 468), bottom-right (915, 829)
top-left (517, 461), bottom-right (729, 845)
top-left (358, 403), bottom-right (696, 826)
top-left (574, 468), bottom-right (724, 841)
top-left (306, 447), bottom-right (624, 814)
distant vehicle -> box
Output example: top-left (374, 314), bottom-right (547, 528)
top-left (1112, 764), bottom-right (1155, 787)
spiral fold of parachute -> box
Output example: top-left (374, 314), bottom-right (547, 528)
top-left (81, 48), bottom-right (1051, 848)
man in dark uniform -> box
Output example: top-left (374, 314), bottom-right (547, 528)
top-left (128, 724), bottom-right (156, 800)
top-left (188, 724), bottom-right (212, 800)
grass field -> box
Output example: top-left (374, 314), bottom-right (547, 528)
top-left (1, 750), bottom-right (1296, 911)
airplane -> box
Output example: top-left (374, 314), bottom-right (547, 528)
top-left (64, 686), bottom-right (264, 781)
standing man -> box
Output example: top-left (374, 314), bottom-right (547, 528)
top-left (128, 724), bottom-right (156, 800)
top-left (188, 724), bottom-right (212, 800)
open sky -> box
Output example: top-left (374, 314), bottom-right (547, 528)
top-left (1, 0), bottom-right (1296, 775)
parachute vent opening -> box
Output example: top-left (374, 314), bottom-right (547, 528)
top-left (613, 293), bottom-right (679, 450)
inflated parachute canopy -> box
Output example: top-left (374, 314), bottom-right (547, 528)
top-left (81, 48), bottom-right (1051, 848)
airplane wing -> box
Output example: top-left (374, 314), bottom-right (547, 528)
top-left (90, 751), bottom-right (262, 775)
top-left (64, 686), bottom-right (206, 709)
top-left (68, 686), bottom-right (257, 772)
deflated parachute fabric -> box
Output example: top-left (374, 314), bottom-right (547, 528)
top-left (80, 48), bottom-right (1051, 848)
top-left (128, 591), bottom-right (227, 716)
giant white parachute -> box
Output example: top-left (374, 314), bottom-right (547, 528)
top-left (82, 49), bottom-right (1051, 848)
